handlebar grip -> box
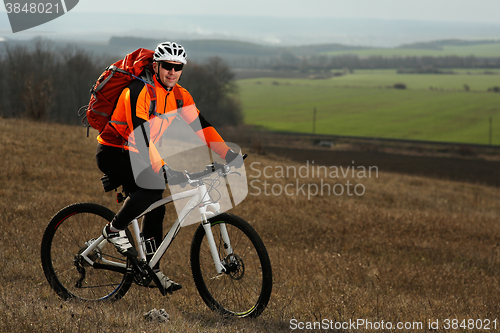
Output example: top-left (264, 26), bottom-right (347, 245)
top-left (185, 153), bottom-right (248, 180)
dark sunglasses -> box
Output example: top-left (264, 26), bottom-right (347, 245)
top-left (159, 62), bottom-right (184, 72)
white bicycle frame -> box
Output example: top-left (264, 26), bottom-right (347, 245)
top-left (79, 177), bottom-right (233, 275)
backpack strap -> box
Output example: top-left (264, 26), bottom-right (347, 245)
top-left (94, 65), bottom-right (130, 93)
top-left (173, 84), bottom-right (183, 111)
top-left (171, 84), bottom-right (184, 122)
top-left (147, 87), bottom-right (157, 117)
top-left (134, 69), bottom-right (157, 118)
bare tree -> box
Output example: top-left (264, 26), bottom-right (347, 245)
top-left (22, 76), bottom-right (55, 120)
top-left (54, 46), bottom-right (102, 124)
top-left (4, 38), bottom-right (56, 121)
top-left (0, 42), bottom-right (241, 128)
top-left (181, 57), bottom-right (243, 127)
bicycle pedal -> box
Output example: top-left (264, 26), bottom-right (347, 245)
top-left (142, 265), bottom-right (169, 296)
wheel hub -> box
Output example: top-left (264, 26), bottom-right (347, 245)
top-left (223, 254), bottom-right (244, 280)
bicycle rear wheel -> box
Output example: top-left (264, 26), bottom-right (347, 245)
top-left (41, 203), bottom-right (134, 301)
top-left (190, 213), bottom-right (273, 318)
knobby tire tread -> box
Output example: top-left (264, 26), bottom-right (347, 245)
top-left (190, 213), bottom-right (272, 318)
top-left (40, 202), bottom-right (134, 302)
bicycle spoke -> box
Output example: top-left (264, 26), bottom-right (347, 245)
top-left (76, 283), bottom-right (121, 289)
top-left (192, 215), bottom-right (272, 317)
top-left (41, 203), bottom-right (133, 302)
top-left (53, 265), bottom-right (77, 278)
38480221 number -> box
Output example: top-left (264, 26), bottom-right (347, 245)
top-left (442, 319), bottom-right (498, 330)
top-left (5, 2), bottom-right (60, 14)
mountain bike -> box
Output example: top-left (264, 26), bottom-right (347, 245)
top-left (40, 156), bottom-right (273, 318)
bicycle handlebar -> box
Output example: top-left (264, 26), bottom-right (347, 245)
top-left (185, 154), bottom-right (248, 182)
top-left (185, 162), bottom-right (225, 180)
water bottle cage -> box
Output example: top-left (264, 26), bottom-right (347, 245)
top-left (144, 237), bottom-right (157, 256)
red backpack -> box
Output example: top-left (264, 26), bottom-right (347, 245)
top-left (80, 48), bottom-right (156, 135)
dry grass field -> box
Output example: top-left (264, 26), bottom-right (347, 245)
top-left (1, 117), bottom-right (500, 332)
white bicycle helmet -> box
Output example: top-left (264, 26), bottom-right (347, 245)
top-left (154, 42), bottom-right (187, 64)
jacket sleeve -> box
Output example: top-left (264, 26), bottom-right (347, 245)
top-left (178, 92), bottom-right (231, 159)
top-left (148, 140), bottom-right (165, 173)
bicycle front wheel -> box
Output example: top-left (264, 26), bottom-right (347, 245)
top-left (41, 203), bottom-right (134, 301)
top-left (190, 213), bottom-right (273, 318)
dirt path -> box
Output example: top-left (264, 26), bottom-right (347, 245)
top-left (263, 146), bottom-right (500, 187)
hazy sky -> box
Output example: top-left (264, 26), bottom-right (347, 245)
top-left (72, 0), bottom-right (500, 23)
top-left (1, 0), bottom-right (499, 46)
top-left (1, 0), bottom-right (500, 23)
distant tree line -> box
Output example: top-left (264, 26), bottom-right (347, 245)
top-left (180, 57), bottom-right (242, 127)
top-left (0, 39), bottom-right (103, 124)
top-left (0, 39), bottom-right (242, 127)
top-left (107, 36), bottom-right (500, 72)
top-left (265, 52), bottom-right (500, 73)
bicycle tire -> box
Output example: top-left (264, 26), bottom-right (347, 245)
top-left (41, 202), bottom-right (134, 301)
top-left (190, 213), bottom-right (272, 318)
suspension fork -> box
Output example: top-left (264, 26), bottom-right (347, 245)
top-left (201, 217), bottom-right (226, 274)
top-left (218, 222), bottom-right (234, 255)
top-left (199, 201), bottom-right (233, 274)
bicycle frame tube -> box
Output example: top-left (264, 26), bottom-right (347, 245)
top-left (136, 188), bottom-right (198, 219)
top-left (78, 188), bottom-right (203, 270)
top-left (130, 219), bottom-right (146, 261)
top-left (79, 236), bottom-right (127, 269)
top-left (147, 186), bottom-right (202, 268)
top-left (80, 182), bottom-right (229, 275)
top-left (79, 219), bottom-right (145, 267)
top-left (148, 184), bottom-right (226, 273)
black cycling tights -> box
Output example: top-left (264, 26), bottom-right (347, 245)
top-left (96, 144), bottom-right (165, 266)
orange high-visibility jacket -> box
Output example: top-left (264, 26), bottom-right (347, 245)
top-left (97, 75), bottom-right (231, 173)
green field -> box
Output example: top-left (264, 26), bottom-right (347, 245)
top-left (237, 70), bottom-right (500, 145)
top-left (324, 43), bottom-right (500, 58)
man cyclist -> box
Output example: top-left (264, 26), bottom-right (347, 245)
top-left (96, 41), bottom-right (242, 293)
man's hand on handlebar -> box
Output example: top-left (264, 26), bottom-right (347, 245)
top-left (225, 149), bottom-right (244, 169)
top-left (163, 153), bottom-right (247, 186)
top-left (162, 165), bottom-right (187, 186)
